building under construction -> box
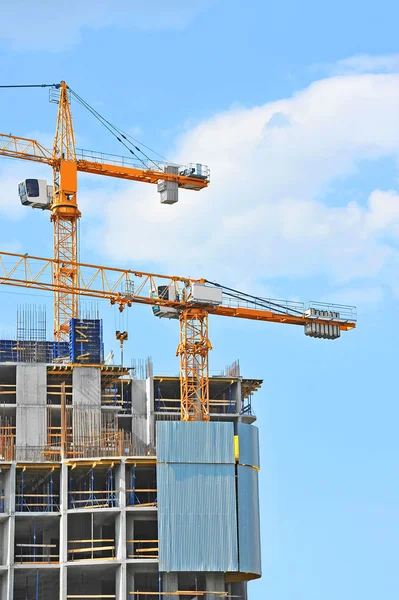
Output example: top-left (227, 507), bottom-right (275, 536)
top-left (0, 322), bottom-right (263, 600)
top-left (0, 80), bottom-right (358, 600)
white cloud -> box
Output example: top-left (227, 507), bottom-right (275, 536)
top-left (0, 0), bottom-right (211, 52)
top-left (2, 70), bottom-right (399, 308)
top-left (324, 54), bottom-right (399, 76)
top-left (83, 73), bottom-right (399, 303)
top-left (316, 54), bottom-right (399, 76)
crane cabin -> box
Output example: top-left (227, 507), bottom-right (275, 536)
top-left (18, 178), bottom-right (52, 210)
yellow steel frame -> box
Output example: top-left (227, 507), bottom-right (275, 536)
top-left (0, 132), bottom-right (209, 188)
top-left (51, 81), bottom-right (80, 340)
top-left (0, 250), bottom-right (356, 421)
top-left (0, 81), bottom-right (209, 340)
top-left (0, 81), bottom-right (358, 421)
top-left (0, 250), bottom-right (356, 329)
top-left (0, 134), bottom-right (54, 164)
top-left (177, 309), bottom-right (212, 421)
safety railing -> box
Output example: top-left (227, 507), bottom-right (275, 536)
top-left (127, 539), bottom-right (158, 559)
top-left (68, 489), bottom-right (119, 509)
top-left (129, 593), bottom-right (230, 598)
top-left (15, 542), bottom-right (59, 563)
top-left (126, 488), bottom-right (157, 508)
top-left (76, 149), bottom-right (210, 182)
top-left (66, 596), bottom-right (116, 599)
top-left (68, 538), bottom-right (115, 561)
top-left (155, 398), bottom-right (239, 415)
top-left (16, 492), bottom-right (60, 512)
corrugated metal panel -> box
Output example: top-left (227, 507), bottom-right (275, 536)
top-left (157, 462), bottom-right (238, 571)
top-left (156, 421), bottom-right (235, 464)
top-left (237, 423), bottom-right (260, 468)
top-left (237, 465), bottom-right (261, 576)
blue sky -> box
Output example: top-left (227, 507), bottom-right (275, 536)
top-left (1, 1), bottom-right (399, 598)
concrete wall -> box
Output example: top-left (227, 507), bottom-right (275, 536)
top-left (72, 367), bottom-right (101, 444)
top-left (16, 365), bottom-right (47, 461)
top-left (131, 380), bottom-right (148, 450)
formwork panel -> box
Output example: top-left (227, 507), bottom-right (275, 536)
top-left (237, 423), bottom-right (260, 469)
top-left (156, 421), bottom-right (235, 464)
top-left (69, 318), bottom-right (104, 364)
top-left (157, 462), bottom-right (238, 572)
top-left (237, 465), bottom-right (262, 576)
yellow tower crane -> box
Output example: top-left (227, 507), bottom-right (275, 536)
top-left (0, 251), bottom-right (357, 421)
top-left (0, 81), bottom-right (209, 340)
top-left (0, 82), bottom-right (356, 422)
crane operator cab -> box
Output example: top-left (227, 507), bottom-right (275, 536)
top-left (18, 179), bottom-right (53, 210)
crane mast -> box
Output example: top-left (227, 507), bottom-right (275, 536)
top-left (51, 81), bottom-right (80, 340)
top-left (177, 309), bottom-right (212, 421)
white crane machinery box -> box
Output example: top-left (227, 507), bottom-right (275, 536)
top-left (189, 283), bottom-right (222, 306)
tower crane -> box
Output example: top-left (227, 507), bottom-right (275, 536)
top-left (0, 250), bottom-right (357, 421)
top-left (0, 81), bottom-right (209, 340)
top-left (0, 82), bottom-right (356, 422)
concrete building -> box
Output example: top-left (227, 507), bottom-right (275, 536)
top-left (0, 362), bottom-right (262, 600)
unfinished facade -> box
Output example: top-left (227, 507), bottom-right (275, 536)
top-left (0, 362), bottom-right (262, 600)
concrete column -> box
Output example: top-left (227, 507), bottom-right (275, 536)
top-left (126, 513), bottom-right (134, 560)
top-left (8, 464), bottom-right (15, 514)
top-left (205, 573), bottom-right (225, 600)
top-left (16, 365), bottom-right (47, 461)
top-left (117, 461), bottom-right (127, 572)
top-left (126, 568), bottom-right (134, 598)
top-left (145, 376), bottom-right (154, 448)
top-left (6, 465), bottom-right (15, 586)
top-left (115, 511), bottom-right (126, 562)
top-left (6, 566), bottom-right (14, 600)
top-left (118, 461), bottom-right (126, 509)
top-left (115, 562), bottom-right (126, 600)
top-left (59, 564), bottom-right (67, 600)
top-left (59, 463), bottom-right (68, 600)
top-left (0, 570), bottom-right (8, 599)
top-left (230, 582), bottom-right (247, 600)
top-left (235, 379), bottom-right (243, 420)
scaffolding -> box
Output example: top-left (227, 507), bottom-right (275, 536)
top-left (127, 465), bottom-right (157, 507)
top-left (15, 518), bottom-right (59, 563)
top-left (68, 465), bottom-right (118, 509)
top-left (0, 417), bottom-right (15, 461)
top-left (16, 467), bottom-right (60, 512)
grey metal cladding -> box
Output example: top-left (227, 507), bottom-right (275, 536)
top-left (237, 465), bottom-right (262, 576)
top-left (157, 462), bottom-right (238, 572)
top-left (156, 421), bottom-right (235, 464)
top-left (237, 423), bottom-right (260, 468)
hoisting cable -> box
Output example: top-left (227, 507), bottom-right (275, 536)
top-left (68, 88), bottom-right (148, 168)
top-left (68, 87), bottom-right (166, 171)
top-left (0, 84), bottom-right (59, 88)
top-left (0, 83), bottom-right (173, 171)
top-left (206, 280), bottom-right (305, 316)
